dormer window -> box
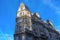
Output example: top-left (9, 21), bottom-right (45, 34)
top-left (35, 13), bottom-right (40, 18)
top-left (28, 13), bottom-right (31, 17)
top-left (21, 6), bottom-right (25, 10)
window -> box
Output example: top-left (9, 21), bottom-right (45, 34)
top-left (19, 36), bottom-right (22, 40)
top-left (16, 36), bottom-right (19, 40)
top-left (26, 35), bottom-right (33, 40)
top-left (22, 35), bottom-right (25, 40)
top-left (21, 6), bottom-right (25, 10)
top-left (26, 19), bottom-right (30, 24)
top-left (19, 26), bottom-right (25, 32)
top-left (21, 12), bottom-right (24, 16)
top-left (26, 26), bottom-right (30, 30)
top-left (16, 36), bottom-right (22, 40)
top-left (19, 12), bottom-right (24, 17)
top-left (18, 18), bottom-right (23, 23)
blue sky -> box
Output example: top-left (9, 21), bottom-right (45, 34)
top-left (0, 0), bottom-right (60, 40)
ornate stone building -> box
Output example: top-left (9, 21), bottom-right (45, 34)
top-left (14, 3), bottom-right (60, 40)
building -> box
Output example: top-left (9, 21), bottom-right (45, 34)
top-left (14, 3), bottom-right (60, 40)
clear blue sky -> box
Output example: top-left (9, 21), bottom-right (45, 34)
top-left (0, 0), bottom-right (60, 40)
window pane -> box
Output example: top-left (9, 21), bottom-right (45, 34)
top-left (16, 36), bottom-right (19, 40)
top-left (19, 26), bottom-right (24, 32)
top-left (26, 35), bottom-right (33, 40)
top-left (18, 18), bottom-right (23, 23)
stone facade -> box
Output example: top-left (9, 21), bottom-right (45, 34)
top-left (14, 3), bottom-right (60, 40)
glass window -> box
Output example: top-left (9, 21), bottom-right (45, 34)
top-left (26, 35), bottom-right (33, 40)
top-left (21, 6), bottom-right (25, 10)
top-left (19, 26), bottom-right (24, 32)
top-left (22, 35), bottom-right (25, 40)
top-left (26, 19), bottom-right (30, 24)
top-left (16, 36), bottom-right (19, 40)
top-left (16, 36), bottom-right (22, 40)
top-left (18, 18), bottom-right (23, 23)
top-left (19, 36), bottom-right (22, 40)
top-left (27, 13), bottom-right (30, 17)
